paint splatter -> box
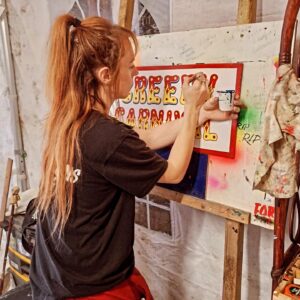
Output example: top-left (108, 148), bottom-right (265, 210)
top-left (207, 176), bottom-right (228, 189)
top-left (273, 56), bottom-right (279, 70)
top-left (208, 146), bottom-right (242, 166)
top-left (282, 124), bottom-right (295, 136)
top-left (243, 169), bottom-right (251, 185)
top-left (254, 214), bottom-right (274, 225)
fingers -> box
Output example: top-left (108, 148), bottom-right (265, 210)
top-left (204, 96), bottom-right (244, 112)
top-left (228, 112), bottom-right (239, 119)
top-left (233, 95), bottom-right (246, 108)
top-left (228, 99), bottom-right (241, 118)
top-left (195, 72), bottom-right (206, 81)
top-left (193, 73), bottom-right (207, 88)
top-left (218, 111), bottom-right (239, 121)
top-left (184, 72), bottom-right (207, 87)
top-left (203, 97), bottom-right (218, 110)
top-left (183, 75), bottom-right (194, 86)
top-left (200, 94), bottom-right (245, 123)
top-left (183, 73), bottom-right (201, 85)
top-left (232, 106), bottom-right (240, 113)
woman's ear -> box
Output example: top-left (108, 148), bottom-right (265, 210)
top-left (96, 67), bottom-right (112, 85)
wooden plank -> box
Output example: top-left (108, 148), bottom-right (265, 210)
top-left (222, 219), bottom-right (244, 300)
top-left (237, 0), bottom-right (257, 24)
top-left (279, 0), bottom-right (300, 65)
top-left (272, 198), bottom-right (290, 291)
top-left (118, 0), bottom-right (134, 29)
top-left (150, 186), bottom-right (250, 224)
top-left (0, 159), bottom-right (13, 247)
top-left (292, 20), bottom-right (300, 76)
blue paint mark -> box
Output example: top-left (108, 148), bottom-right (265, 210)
top-left (156, 148), bottom-right (208, 198)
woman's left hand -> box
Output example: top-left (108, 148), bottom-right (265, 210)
top-left (198, 95), bottom-right (244, 126)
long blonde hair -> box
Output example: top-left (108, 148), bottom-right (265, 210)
top-left (38, 14), bottom-right (137, 235)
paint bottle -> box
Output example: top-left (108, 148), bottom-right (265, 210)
top-left (216, 90), bottom-right (235, 112)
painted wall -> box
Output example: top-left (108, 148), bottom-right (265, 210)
top-left (0, 0), bottom-right (290, 299)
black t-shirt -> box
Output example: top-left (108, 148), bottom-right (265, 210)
top-left (30, 112), bottom-right (168, 299)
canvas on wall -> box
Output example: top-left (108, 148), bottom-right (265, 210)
top-left (131, 22), bottom-right (283, 229)
top-left (111, 63), bottom-right (242, 200)
top-left (115, 63), bottom-right (243, 158)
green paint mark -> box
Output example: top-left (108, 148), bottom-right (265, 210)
top-left (238, 107), bottom-right (261, 124)
top-left (21, 151), bottom-right (27, 159)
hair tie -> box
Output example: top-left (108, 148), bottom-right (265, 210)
top-left (73, 18), bottom-right (81, 27)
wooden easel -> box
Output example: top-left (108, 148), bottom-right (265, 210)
top-left (0, 159), bottom-right (13, 248)
top-left (118, 1), bottom-right (258, 299)
top-left (150, 186), bottom-right (249, 300)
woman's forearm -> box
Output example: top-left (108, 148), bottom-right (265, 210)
top-left (134, 118), bottom-right (184, 150)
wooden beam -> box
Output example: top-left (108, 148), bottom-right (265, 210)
top-left (237, 0), bottom-right (257, 24)
top-left (151, 186), bottom-right (247, 300)
top-left (279, 0), bottom-right (300, 65)
top-left (222, 219), bottom-right (244, 300)
top-left (118, 0), bottom-right (134, 29)
top-left (150, 186), bottom-right (250, 224)
top-left (272, 198), bottom-right (290, 291)
top-left (0, 158), bottom-right (13, 247)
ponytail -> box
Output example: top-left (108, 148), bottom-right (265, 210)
top-left (46, 15), bottom-right (80, 107)
top-left (38, 14), bottom-right (138, 235)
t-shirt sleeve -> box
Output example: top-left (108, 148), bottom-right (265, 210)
top-left (102, 131), bottom-right (168, 198)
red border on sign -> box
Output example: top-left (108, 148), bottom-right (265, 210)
top-left (134, 63), bottom-right (243, 158)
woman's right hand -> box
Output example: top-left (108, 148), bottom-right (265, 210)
top-left (182, 73), bottom-right (210, 109)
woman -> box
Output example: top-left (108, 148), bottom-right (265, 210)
top-left (30, 14), bottom-right (241, 300)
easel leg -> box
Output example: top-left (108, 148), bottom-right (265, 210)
top-left (222, 219), bottom-right (244, 300)
top-left (0, 158), bottom-right (13, 247)
top-left (118, 0), bottom-right (134, 29)
top-left (271, 198), bottom-right (289, 294)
